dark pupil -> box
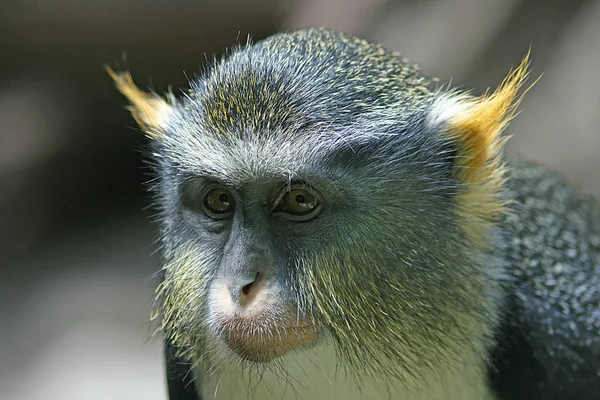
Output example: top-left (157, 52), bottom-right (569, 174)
top-left (295, 194), bottom-right (305, 204)
top-left (219, 193), bottom-right (229, 204)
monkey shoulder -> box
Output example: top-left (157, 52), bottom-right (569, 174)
top-left (164, 340), bottom-right (201, 400)
top-left (489, 156), bottom-right (600, 399)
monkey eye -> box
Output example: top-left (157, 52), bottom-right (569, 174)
top-left (203, 187), bottom-right (235, 218)
top-left (180, 180), bottom-right (236, 220)
top-left (273, 185), bottom-right (321, 221)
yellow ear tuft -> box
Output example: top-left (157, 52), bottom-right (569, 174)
top-left (444, 53), bottom-right (535, 243)
top-left (450, 52), bottom-right (531, 181)
top-left (106, 67), bottom-right (173, 138)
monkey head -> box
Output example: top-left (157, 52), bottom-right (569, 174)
top-left (110, 28), bottom-right (529, 385)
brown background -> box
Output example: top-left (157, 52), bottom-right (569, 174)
top-left (1, 0), bottom-right (599, 398)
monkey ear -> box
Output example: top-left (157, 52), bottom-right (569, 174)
top-left (430, 53), bottom-right (534, 238)
top-left (444, 53), bottom-right (531, 182)
top-left (106, 67), bottom-right (174, 139)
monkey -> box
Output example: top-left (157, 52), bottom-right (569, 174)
top-left (108, 28), bottom-right (600, 400)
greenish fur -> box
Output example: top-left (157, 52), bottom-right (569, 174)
top-left (192, 28), bottom-right (432, 137)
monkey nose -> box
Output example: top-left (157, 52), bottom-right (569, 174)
top-left (228, 272), bottom-right (265, 308)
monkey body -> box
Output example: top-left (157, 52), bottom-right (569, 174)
top-left (110, 28), bottom-right (600, 399)
top-left (490, 157), bottom-right (600, 398)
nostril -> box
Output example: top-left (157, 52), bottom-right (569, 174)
top-left (240, 273), bottom-right (261, 299)
top-left (241, 281), bottom-right (253, 296)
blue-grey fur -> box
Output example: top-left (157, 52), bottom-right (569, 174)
top-left (140, 28), bottom-right (600, 399)
top-left (490, 156), bottom-right (600, 398)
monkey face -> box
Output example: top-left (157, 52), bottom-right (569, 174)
top-left (153, 118), bottom-right (497, 377)
top-left (110, 28), bottom-right (527, 381)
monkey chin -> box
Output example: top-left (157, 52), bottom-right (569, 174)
top-left (218, 317), bottom-right (318, 363)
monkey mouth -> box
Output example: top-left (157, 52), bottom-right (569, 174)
top-left (218, 319), bottom-right (318, 363)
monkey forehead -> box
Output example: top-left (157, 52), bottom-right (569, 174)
top-left (184, 28), bottom-right (433, 138)
top-left (157, 119), bottom-right (351, 184)
top-left (157, 104), bottom-right (456, 198)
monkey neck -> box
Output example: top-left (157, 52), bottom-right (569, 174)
top-left (196, 340), bottom-right (496, 400)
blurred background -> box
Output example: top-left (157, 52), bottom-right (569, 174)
top-left (1, 0), bottom-right (599, 398)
